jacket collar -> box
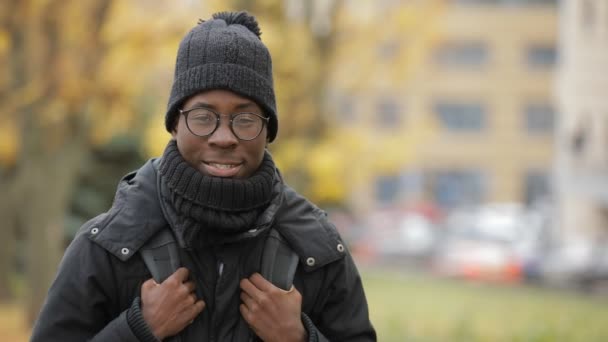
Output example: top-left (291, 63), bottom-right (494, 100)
top-left (273, 185), bottom-right (346, 272)
top-left (88, 159), bottom-right (345, 270)
top-left (88, 159), bottom-right (167, 261)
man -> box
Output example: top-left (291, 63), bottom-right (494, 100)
top-left (31, 11), bottom-right (376, 342)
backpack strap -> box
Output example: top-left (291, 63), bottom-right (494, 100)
top-left (140, 227), bottom-right (299, 290)
top-left (140, 228), bottom-right (180, 283)
top-left (260, 229), bottom-right (299, 291)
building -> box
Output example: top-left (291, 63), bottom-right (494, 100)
top-left (555, 0), bottom-right (608, 242)
top-left (327, 0), bottom-right (558, 212)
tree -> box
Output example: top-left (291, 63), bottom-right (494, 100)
top-left (0, 0), bottom-right (193, 322)
top-left (0, 0), bottom-right (115, 322)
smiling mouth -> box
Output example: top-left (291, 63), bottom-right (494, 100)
top-left (202, 161), bottom-right (242, 177)
top-left (208, 163), bottom-right (237, 169)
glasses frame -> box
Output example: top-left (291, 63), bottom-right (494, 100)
top-left (179, 107), bottom-right (269, 141)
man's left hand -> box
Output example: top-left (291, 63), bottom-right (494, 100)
top-left (240, 273), bottom-right (307, 342)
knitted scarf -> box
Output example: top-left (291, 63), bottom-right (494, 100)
top-left (158, 140), bottom-right (275, 248)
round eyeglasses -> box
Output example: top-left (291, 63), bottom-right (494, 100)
top-left (179, 107), bottom-right (269, 141)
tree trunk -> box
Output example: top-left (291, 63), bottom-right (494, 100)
top-left (21, 136), bottom-right (86, 323)
top-left (0, 181), bottom-right (17, 301)
top-left (2, 0), bottom-right (113, 324)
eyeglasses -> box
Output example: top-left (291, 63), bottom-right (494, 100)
top-left (179, 107), bottom-right (269, 141)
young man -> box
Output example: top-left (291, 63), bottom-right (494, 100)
top-left (31, 11), bottom-right (376, 342)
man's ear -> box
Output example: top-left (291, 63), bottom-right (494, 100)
top-left (170, 118), bottom-right (178, 138)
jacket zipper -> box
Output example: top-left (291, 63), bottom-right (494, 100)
top-left (188, 250), bottom-right (214, 342)
top-left (209, 259), bottom-right (224, 342)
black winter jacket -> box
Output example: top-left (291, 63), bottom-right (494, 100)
top-left (31, 159), bottom-right (376, 341)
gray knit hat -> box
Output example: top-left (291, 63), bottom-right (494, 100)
top-left (165, 11), bottom-right (278, 142)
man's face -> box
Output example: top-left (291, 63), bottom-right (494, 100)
top-left (172, 89), bottom-right (268, 179)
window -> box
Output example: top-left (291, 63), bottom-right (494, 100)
top-left (376, 174), bottom-right (401, 203)
top-left (434, 102), bottom-right (486, 131)
top-left (376, 98), bottom-right (402, 128)
top-left (338, 95), bottom-right (357, 124)
top-left (526, 44), bottom-right (557, 68)
top-left (430, 170), bottom-right (486, 208)
top-left (434, 41), bottom-right (488, 68)
top-left (525, 103), bottom-right (555, 134)
top-left (581, 0), bottom-right (596, 31)
top-left (524, 170), bottom-right (551, 205)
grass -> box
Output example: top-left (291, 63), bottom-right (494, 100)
top-left (362, 268), bottom-right (608, 342)
top-left (2, 269), bottom-right (608, 341)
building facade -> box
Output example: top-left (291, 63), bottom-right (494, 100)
top-left (327, 0), bottom-right (558, 212)
top-left (556, 0), bottom-right (608, 241)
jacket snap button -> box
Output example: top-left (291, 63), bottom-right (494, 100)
top-left (306, 257), bottom-right (316, 266)
top-left (121, 248), bottom-right (130, 255)
top-left (91, 227), bottom-right (99, 235)
top-left (337, 244), bottom-right (345, 252)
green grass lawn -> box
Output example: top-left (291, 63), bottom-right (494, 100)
top-left (362, 269), bottom-right (608, 342)
top-left (3, 269), bottom-right (608, 341)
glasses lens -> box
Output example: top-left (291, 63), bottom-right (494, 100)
top-left (232, 113), bottom-right (264, 140)
top-left (187, 109), bottom-right (217, 136)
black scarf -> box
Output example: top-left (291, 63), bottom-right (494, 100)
top-left (158, 140), bottom-right (276, 248)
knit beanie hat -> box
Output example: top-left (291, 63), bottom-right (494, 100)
top-left (165, 11), bottom-right (278, 142)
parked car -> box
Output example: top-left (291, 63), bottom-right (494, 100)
top-left (431, 203), bottom-right (548, 283)
top-left (537, 233), bottom-right (608, 292)
top-left (352, 204), bottom-right (442, 265)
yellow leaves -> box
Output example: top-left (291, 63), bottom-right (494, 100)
top-left (142, 115), bottom-right (171, 158)
top-left (0, 30), bottom-right (8, 55)
top-left (306, 141), bottom-right (347, 203)
top-left (329, 2), bottom-right (445, 91)
top-left (272, 137), bottom-right (347, 204)
top-left (0, 118), bottom-right (19, 167)
top-left (271, 138), bottom-right (308, 171)
top-left (88, 99), bottom-right (136, 147)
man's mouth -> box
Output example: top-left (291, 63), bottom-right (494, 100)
top-left (209, 163), bottom-right (237, 169)
top-left (202, 161), bottom-right (243, 177)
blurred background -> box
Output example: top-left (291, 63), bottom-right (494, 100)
top-left (1, 0), bottom-right (608, 341)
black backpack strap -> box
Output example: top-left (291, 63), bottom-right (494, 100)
top-left (140, 228), bottom-right (180, 283)
top-left (141, 226), bottom-right (299, 290)
top-left (260, 228), bottom-right (299, 291)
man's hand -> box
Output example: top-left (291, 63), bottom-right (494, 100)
top-left (141, 267), bottom-right (205, 340)
top-left (240, 273), bottom-right (307, 342)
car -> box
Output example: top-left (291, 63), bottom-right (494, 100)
top-left (351, 204), bottom-right (442, 265)
top-left (537, 233), bottom-right (608, 292)
top-left (431, 203), bottom-right (548, 283)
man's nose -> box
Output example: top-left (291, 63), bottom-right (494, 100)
top-left (208, 120), bottom-right (238, 147)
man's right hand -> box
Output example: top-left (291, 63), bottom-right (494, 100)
top-left (141, 267), bottom-right (205, 340)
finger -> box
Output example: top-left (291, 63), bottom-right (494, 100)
top-left (141, 278), bottom-right (157, 291)
top-left (239, 303), bottom-right (262, 335)
top-left (282, 285), bottom-right (295, 294)
top-left (183, 280), bottom-right (196, 293)
top-left (240, 277), bottom-right (262, 298)
top-left (177, 300), bottom-right (205, 327)
top-left (169, 267), bottom-right (190, 283)
top-left (240, 291), bottom-right (256, 310)
top-left (187, 293), bottom-right (197, 305)
top-left (189, 300), bottom-right (205, 317)
top-left (249, 273), bottom-right (274, 292)
top-left (239, 303), bottom-right (253, 324)
top-left (181, 299), bottom-right (205, 315)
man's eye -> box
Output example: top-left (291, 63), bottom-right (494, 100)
top-left (234, 114), bottom-right (258, 125)
top-left (235, 118), bottom-right (255, 125)
top-left (191, 113), bottom-right (214, 123)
